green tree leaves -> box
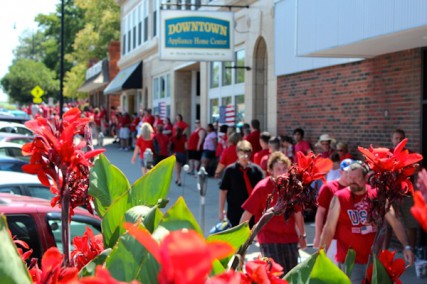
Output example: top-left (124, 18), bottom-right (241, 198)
top-left (0, 59), bottom-right (58, 104)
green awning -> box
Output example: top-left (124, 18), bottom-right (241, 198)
top-left (104, 61), bottom-right (142, 95)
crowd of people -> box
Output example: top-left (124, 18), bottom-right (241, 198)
top-left (120, 109), bottom-right (421, 277)
top-left (17, 102), bottom-right (424, 279)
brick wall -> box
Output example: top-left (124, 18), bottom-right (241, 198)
top-left (277, 48), bottom-right (422, 158)
top-left (108, 41), bottom-right (121, 80)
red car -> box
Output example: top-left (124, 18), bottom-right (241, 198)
top-left (0, 193), bottom-right (101, 260)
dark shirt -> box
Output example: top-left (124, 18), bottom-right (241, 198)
top-left (220, 162), bottom-right (264, 226)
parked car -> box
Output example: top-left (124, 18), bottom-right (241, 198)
top-left (0, 193), bottom-right (101, 260)
top-left (0, 121), bottom-right (33, 136)
top-left (0, 115), bottom-right (29, 124)
top-left (0, 132), bottom-right (33, 145)
top-left (0, 142), bottom-right (27, 161)
top-left (0, 171), bottom-right (52, 199)
top-left (0, 157), bottom-right (28, 173)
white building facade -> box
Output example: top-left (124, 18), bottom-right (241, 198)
top-left (108, 0), bottom-right (277, 133)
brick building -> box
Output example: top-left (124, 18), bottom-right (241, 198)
top-left (275, 0), bottom-right (426, 165)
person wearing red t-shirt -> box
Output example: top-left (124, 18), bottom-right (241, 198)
top-left (292, 128), bottom-right (312, 163)
top-left (336, 142), bottom-right (352, 161)
top-left (142, 108), bottom-right (155, 126)
top-left (214, 132), bottom-right (241, 178)
top-left (187, 120), bottom-right (206, 175)
top-left (259, 137), bottom-right (281, 176)
top-left (240, 152), bottom-right (306, 274)
top-left (320, 163), bottom-right (414, 283)
top-left (131, 122), bottom-right (154, 175)
top-left (162, 117), bottom-right (173, 137)
top-left (315, 134), bottom-right (336, 158)
top-left (152, 114), bottom-right (164, 130)
top-left (253, 131), bottom-right (271, 166)
top-left (244, 119), bottom-right (262, 157)
top-left (153, 124), bottom-right (170, 165)
top-left (119, 112), bottom-right (131, 151)
top-left (130, 113), bottom-right (140, 149)
top-left (313, 158), bottom-right (352, 264)
top-left (93, 108), bottom-right (102, 145)
top-left (170, 127), bottom-right (187, 186)
top-left (172, 114), bottom-right (189, 136)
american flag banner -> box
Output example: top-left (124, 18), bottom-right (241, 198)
top-left (218, 104), bottom-right (235, 125)
top-left (159, 101), bottom-right (167, 120)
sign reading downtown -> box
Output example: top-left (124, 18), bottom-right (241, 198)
top-left (160, 10), bottom-right (234, 61)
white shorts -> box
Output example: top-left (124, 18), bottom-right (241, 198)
top-left (327, 239), bottom-right (338, 265)
top-left (119, 127), bottom-right (130, 139)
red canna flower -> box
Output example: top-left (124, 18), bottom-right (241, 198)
top-left (364, 250), bottom-right (405, 284)
top-left (295, 151), bottom-right (334, 186)
top-left (30, 247), bottom-right (79, 284)
top-left (22, 107), bottom-right (105, 216)
top-left (272, 152), bottom-right (333, 219)
top-left (244, 257), bottom-right (288, 284)
top-left (70, 227), bottom-right (104, 270)
top-left (124, 223), bottom-right (234, 284)
top-left (358, 138), bottom-right (423, 195)
top-left (411, 191), bottom-right (427, 232)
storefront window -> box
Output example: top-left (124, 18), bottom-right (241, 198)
top-left (221, 96), bottom-right (232, 106)
top-left (210, 98), bottom-right (219, 122)
top-left (235, 95), bottom-right (245, 126)
top-left (235, 50), bottom-right (245, 84)
top-left (210, 62), bottom-right (220, 88)
top-left (153, 78), bottom-right (159, 100)
top-left (222, 61), bottom-right (232, 86)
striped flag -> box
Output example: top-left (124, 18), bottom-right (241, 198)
top-left (225, 104), bottom-right (235, 125)
top-left (219, 104), bottom-right (235, 125)
top-left (159, 101), bottom-right (166, 120)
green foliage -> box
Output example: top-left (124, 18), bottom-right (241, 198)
top-left (89, 154), bottom-right (174, 248)
top-left (0, 215), bottom-right (32, 284)
top-left (79, 248), bottom-right (111, 277)
top-left (0, 59), bottom-right (58, 104)
top-left (207, 222), bottom-right (251, 267)
top-left (371, 253), bottom-right (392, 284)
top-left (344, 249), bottom-right (356, 277)
top-left (284, 249), bottom-right (351, 284)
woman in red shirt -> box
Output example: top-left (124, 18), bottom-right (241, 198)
top-left (131, 123), bottom-right (154, 175)
top-left (170, 127), bottom-right (187, 186)
top-left (153, 124), bottom-right (170, 165)
top-left (214, 132), bottom-right (241, 178)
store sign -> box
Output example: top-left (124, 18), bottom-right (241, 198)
top-left (160, 10), bottom-right (234, 61)
top-left (85, 60), bottom-right (103, 80)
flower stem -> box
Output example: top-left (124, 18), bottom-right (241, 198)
top-left (230, 208), bottom-right (275, 270)
top-left (61, 185), bottom-right (71, 266)
top-left (365, 220), bottom-right (386, 277)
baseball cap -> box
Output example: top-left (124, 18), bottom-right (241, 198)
top-left (340, 158), bottom-right (354, 171)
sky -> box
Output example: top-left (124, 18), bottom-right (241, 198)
top-left (0, 0), bottom-right (57, 102)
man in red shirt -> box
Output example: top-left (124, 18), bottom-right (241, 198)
top-left (313, 159), bottom-right (353, 263)
top-left (253, 131), bottom-right (271, 166)
top-left (214, 133), bottom-right (241, 178)
top-left (293, 128), bottom-right (312, 163)
top-left (320, 163), bottom-right (414, 283)
top-left (244, 119), bottom-right (262, 156)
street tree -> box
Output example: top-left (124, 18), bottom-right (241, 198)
top-left (0, 59), bottom-right (58, 104)
top-left (64, 0), bottom-right (120, 98)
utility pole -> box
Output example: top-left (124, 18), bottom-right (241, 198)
top-left (59, 0), bottom-right (65, 117)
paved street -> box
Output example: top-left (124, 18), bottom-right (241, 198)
top-left (100, 138), bottom-right (423, 283)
